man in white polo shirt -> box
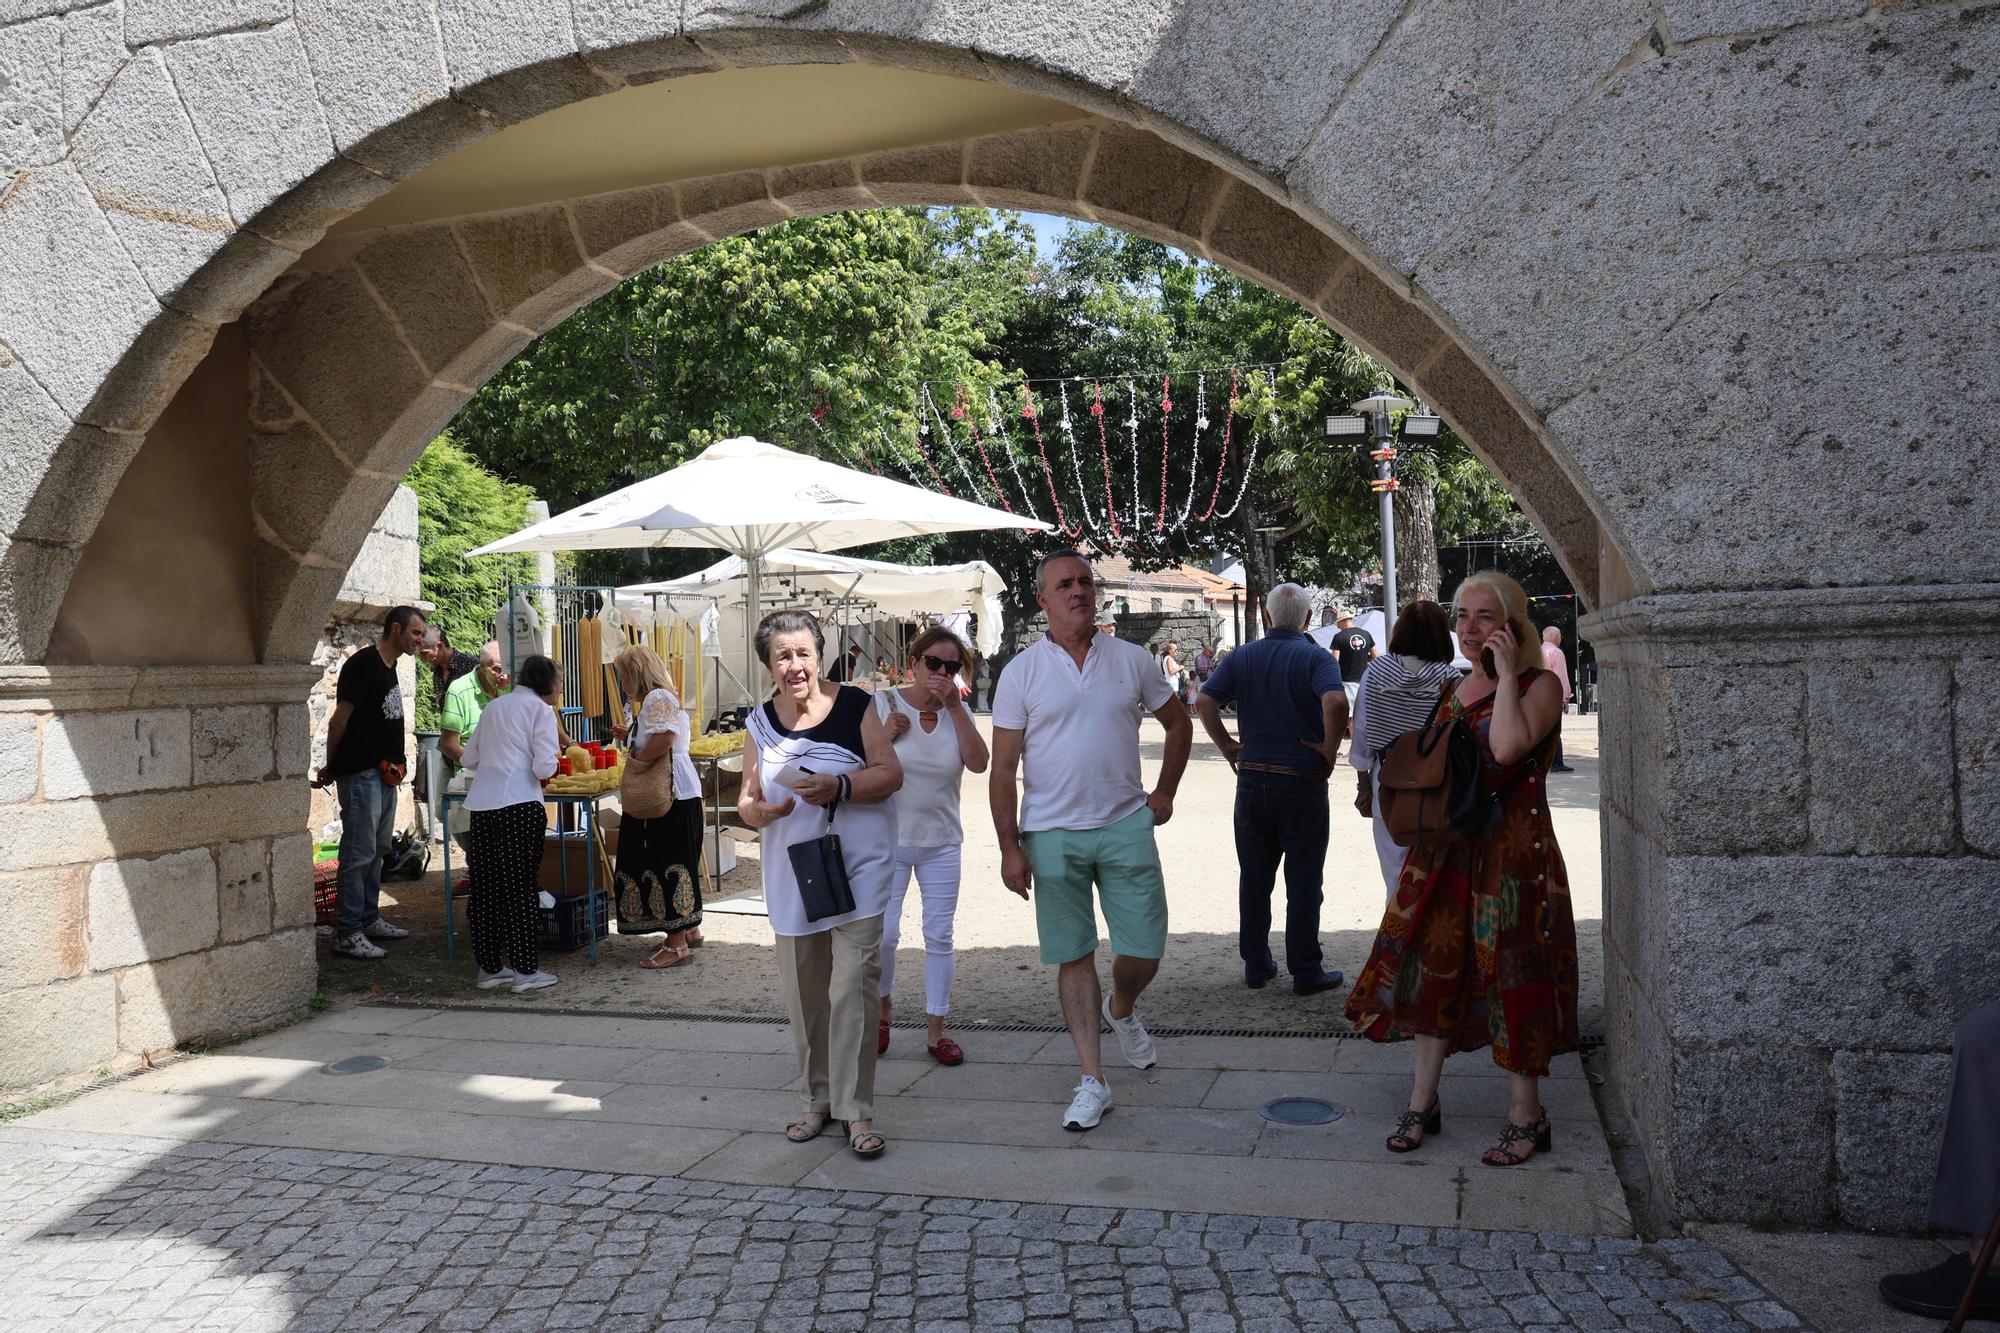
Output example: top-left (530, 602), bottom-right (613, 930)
top-left (990, 549), bottom-right (1192, 1131)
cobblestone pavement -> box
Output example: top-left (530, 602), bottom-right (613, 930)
top-left (0, 1127), bottom-right (1811, 1332)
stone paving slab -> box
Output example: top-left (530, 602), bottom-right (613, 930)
top-left (0, 1125), bottom-right (1813, 1332)
top-left (15, 1006), bottom-right (1632, 1236)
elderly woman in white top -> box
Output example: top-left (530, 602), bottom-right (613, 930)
top-left (460, 654), bottom-right (563, 994)
top-left (1348, 601), bottom-right (1460, 900)
top-left (609, 645), bottom-right (706, 970)
top-left (740, 609), bottom-right (903, 1159)
top-left (875, 626), bottom-right (990, 1066)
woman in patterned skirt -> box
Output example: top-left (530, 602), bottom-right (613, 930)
top-left (1344, 570), bottom-right (1579, 1167)
top-left (609, 646), bottom-right (705, 970)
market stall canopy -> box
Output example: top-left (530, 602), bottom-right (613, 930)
top-left (467, 435), bottom-right (1051, 558)
top-left (619, 549), bottom-right (1010, 654)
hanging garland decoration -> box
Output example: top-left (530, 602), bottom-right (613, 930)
top-left (1125, 378), bottom-right (1144, 534)
top-left (920, 383), bottom-right (987, 503)
top-left (1212, 368), bottom-right (1273, 521)
top-left (1155, 374), bottom-right (1173, 534)
top-left (904, 393), bottom-right (954, 497)
top-left (1056, 381), bottom-right (1099, 535)
top-left (1090, 380), bottom-right (1122, 543)
top-left (960, 383), bottom-right (1014, 514)
top-left (1172, 371), bottom-right (1207, 531)
top-left (1021, 385), bottom-right (1078, 538)
top-left (1195, 368), bottom-right (1240, 522)
top-left (988, 386), bottom-right (1042, 523)
top-left (804, 412), bottom-right (880, 477)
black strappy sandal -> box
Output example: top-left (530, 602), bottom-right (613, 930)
top-left (1386, 1099), bottom-right (1441, 1153)
top-left (1482, 1117), bottom-right (1552, 1166)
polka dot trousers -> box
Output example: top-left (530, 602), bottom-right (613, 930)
top-left (467, 801), bottom-right (546, 976)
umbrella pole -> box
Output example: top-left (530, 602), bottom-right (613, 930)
top-left (744, 551), bottom-right (761, 713)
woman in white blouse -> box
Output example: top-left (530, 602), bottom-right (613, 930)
top-left (875, 627), bottom-right (989, 1065)
top-left (460, 654), bottom-right (564, 994)
top-left (609, 646), bottom-right (706, 970)
top-left (740, 610), bottom-right (902, 1159)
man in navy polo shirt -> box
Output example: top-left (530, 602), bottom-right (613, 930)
top-left (1194, 584), bottom-right (1348, 995)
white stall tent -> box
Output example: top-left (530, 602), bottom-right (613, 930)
top-left (468, 436), bottom-right (1047, 696)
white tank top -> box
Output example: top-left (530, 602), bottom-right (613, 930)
top-left (875, 688), bottom-right (966, 849)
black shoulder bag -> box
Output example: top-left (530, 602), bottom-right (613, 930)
top-left (788, 772), bottom-right (857, 922)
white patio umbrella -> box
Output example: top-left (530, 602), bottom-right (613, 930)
top-left (469, 436), bottom-right (1049, 696)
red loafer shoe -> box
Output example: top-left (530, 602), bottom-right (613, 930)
top-left (878, 1020), bottom-right (891, 1055)
top-left (927, 1037), bottom-right (964, 1066)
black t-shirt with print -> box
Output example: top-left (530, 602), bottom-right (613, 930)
top-left (329, 647), bottom-right (407, 777)
top-left (1334, 627), bottom-right (1376, 683)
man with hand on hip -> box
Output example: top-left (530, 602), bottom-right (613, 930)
top-left (990, 550), bottom-right (1192, 1132)
top-left (1195, 583), bottom-right (1348, 996)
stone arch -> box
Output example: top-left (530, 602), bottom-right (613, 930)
top-left (0, 3), bottom-right (1993, 1233)
top-left (213, 116), bottom-right (1607, 665)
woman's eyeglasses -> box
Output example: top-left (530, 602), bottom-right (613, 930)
top-left (917, 653), bottom-right (962, 674)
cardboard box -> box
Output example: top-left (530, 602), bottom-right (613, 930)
top-left (538, 829), bottom-right (612, 898)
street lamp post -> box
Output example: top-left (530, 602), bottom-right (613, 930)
top-left (1326, 391), bottom-right (1441, 632)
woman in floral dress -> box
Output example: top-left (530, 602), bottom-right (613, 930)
top-left (1344, 570), bottom-right (1578, 1167)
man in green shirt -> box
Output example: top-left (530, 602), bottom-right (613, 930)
top-left (440, 641), bottom-right (508, 767)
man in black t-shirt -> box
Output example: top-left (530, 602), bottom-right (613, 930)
top-left (1331, 611), bottom-right (1377, 716)
top-left (318, 605), bottom-right (425, 959)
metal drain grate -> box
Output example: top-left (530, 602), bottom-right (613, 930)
top-left (1259, 1097), bottom-right (1346, 1126)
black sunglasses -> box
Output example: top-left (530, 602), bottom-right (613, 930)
top-left (917, 652), bottom-right (962, 674)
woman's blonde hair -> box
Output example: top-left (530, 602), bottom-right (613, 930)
top-left (1453, 570), bottom-right (1539, 669)
top-left (612, 645), bottom-right (672, 700)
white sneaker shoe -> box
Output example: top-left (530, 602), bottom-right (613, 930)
top-left (510, 971), bottom-right (558, 993)
top-left (1063, 1076), bottom-right (1114, 1131)
top-left (363, 918), bottom-right (410, 940)
top-left (476, 968), bottom-right (519, 989)
top-left (1102, 997), bottom-right (1158, 1069)
top-left (332, 931), bottom-right (386, 959)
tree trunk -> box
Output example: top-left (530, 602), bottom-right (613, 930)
top-left (1237, 506), bottom-right (1269, 641)
top-left (1393, 478), bottom-right (1442, 606)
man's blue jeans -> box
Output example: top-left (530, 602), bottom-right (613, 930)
top-left (335, 771), bottom-right (396, 937)
top-left (1234, 769), bottom-right (1329, 979)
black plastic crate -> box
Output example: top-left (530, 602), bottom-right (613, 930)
top-left (540, 891), bottom-right (608, 951)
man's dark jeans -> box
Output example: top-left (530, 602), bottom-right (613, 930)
top-left (1234, 769), bottom-right (1329, 979)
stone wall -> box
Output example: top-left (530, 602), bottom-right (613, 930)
top-left (0, 667), bottom-right (319, 1088)
top-left (1586, 585), bottom-right (2000, 1231)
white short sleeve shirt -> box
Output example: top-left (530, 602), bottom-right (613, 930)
top-left (992, 633), bottom-right (1174, 833)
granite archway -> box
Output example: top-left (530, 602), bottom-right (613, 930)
top-left (0, 3), bottom-right (1993, 1231)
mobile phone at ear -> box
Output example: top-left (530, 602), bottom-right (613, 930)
top-left (1481, 648), bottom-right (1497, 677)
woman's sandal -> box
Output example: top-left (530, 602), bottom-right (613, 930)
top-left (844, 1122), bottom-right (886, 1159)
top-left (640, 942), bottom-right (695, 969)
top-left (784, 1112), bottom-right (829, 1143)
top-left (1481, 1117), bottom-right (1553, 1167)
top-left (686, 930), bottom-right (705, 949)
top-left (1386, 1099), bottom-right (1442, 1153)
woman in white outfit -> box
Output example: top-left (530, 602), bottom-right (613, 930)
top-left (875, 626), bottom-right (990, 1066)
top-left (740, 609), bottom-right (903, 1159)
top-left (1349, 601), bottom-right (1460, 899)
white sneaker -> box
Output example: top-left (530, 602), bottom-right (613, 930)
top-left (332, 931), bottom-right (385, 959)
top-left (510, 971), bottom-right (558, 993)
top-left (476, 968), bottom-right (519, 989)
top-left (363, 918), bottom-right (410, 940)
top-left (1063, 1076), bottom-right (1113, 1131)
top-left (1102, 997), bottom-right (1158, 1069)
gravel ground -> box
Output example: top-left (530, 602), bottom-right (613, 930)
top-left (327, 718), bottom-right (1605, 1038)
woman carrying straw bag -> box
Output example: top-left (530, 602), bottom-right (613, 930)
top-left (610, 646), bottom-right (705, 970)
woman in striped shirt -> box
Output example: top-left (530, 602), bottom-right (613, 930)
top-left (1347, 601), bottom-right (1459, 900)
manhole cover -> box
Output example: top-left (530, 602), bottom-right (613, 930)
top-left (322, 1055), bottom-right (389, 1076)
top-left (1259, 1097), bottom-right (1345, 1126)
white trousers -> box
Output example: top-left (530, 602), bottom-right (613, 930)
top-left (878, 843), bottom-right (961, 1017)
top-left (1369, 773), bottom-right (1409, 903)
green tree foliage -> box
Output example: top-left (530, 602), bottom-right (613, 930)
top-left (404, 436), bottom-right (546, 728)
top-left (450, 207), bottom-right (1037, 587)
top-left (446, 208), bottom-right (1553, 623)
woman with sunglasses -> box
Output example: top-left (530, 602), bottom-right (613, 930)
top-left (875, 626), bottom-right (990, 1065)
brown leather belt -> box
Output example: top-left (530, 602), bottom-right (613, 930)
top-left (1237, 761), bottom-right (1330, 780)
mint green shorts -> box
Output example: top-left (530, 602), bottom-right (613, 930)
top-left (1022, 805), bottom-right (1169, 965)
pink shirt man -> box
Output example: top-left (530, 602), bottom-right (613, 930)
top-left (1541, 638), bottom-right (1572, 702)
